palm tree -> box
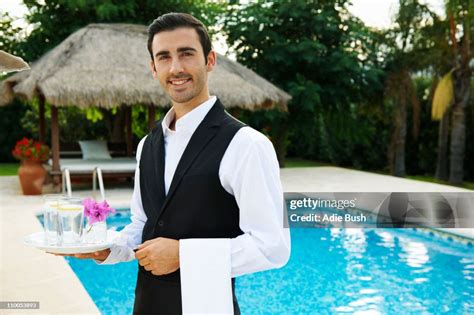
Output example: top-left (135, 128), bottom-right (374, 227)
top-left (385, 67), bottom-right (419, 177)
top-left (448, 6), bottom-right (471, 185)
top-left (384, 0), bottom-right (435, 177)
top-left (432, 1), bottom-right (471, 184)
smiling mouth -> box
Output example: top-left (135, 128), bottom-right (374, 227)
top-left (168, 78), bottom-right (192, 86)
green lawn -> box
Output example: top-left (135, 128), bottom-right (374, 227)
top-left (0, 163), bottom-right (19, 176)
top-left (284, 158), bottom-right (328, 168)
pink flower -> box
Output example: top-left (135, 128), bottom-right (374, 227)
top-left (82, 198), bottom-right (95, 217)
top-left (82, 198), bottom-right (115, 224)
top-left (89, 206), bottom-right (107, 224)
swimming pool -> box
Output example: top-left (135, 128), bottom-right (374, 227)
top-left (58, 210), bottom-right (473, 314)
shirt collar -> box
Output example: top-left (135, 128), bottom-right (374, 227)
top-left (162, 96), bottom-right (217, 135)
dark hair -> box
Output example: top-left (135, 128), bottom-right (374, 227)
top-left (147, 13), bottom-right (212, 64)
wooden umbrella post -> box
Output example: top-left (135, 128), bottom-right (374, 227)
top-left (39, 95), bottom-right (46, 143)
top-left (148, 105), bottom-right (156, 131)
top-left (125, 106), bottom-right (133, 157)
top-left (51, 106), bottom-right (61, 189)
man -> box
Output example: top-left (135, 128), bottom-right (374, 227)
top-left (69, 13), bottom-right (290, 314)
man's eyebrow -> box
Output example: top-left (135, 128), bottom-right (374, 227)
top-left (177, 47), bottom-right (197, 53)
top-left (154, 47), bottom-right (197, 57)
top-left (155, 50), bottom-right (170, 57)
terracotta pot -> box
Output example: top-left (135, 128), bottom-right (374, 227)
top-left (18, 160), bottom-right (46, 195)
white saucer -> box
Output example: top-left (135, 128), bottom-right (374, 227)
top-left (23, 230), bottom-right (120, 254)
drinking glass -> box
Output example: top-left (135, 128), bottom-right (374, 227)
top-left (42, 194), bottom-right (65, 245)
top-left (57, 198), bottom-right (84, 245)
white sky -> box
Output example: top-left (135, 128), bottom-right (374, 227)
top-left (349, 0), bottom-right (445, 29)
top-left (0, 0), bottom-right (28, 19)
top-left (1, 0), bottom-right (446, 55)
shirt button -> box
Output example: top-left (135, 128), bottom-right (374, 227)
top-left (158, 220), bottom-right (164, 227)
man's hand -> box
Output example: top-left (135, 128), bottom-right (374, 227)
top-left (135, 237), bottom-right (179, 276)
top-left (48, 248), bottom-right (111, 262)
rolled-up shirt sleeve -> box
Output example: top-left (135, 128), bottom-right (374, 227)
top-left (97, 137), bottom-right (148, 265)
top-left (220, 127), bottom-right (291, 277)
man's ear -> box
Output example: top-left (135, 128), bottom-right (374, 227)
top-left (206, 50), bottom-right (216, 72)
top-left (150, 60), bottom-right (157, 79)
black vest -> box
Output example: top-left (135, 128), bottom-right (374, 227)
top-left (133, 99), bottom-right (244, 314)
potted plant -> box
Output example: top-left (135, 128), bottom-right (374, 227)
top-left (12, 137), bottom-right (50, 195)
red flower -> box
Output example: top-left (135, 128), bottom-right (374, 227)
top-left (21, 138), bottom-right (29, 146)
top-left (11, 138), bottom-right (50, 162)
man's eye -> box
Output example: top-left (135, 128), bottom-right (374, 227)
top-left (182, 52), bottom-right (193, 57)
top-left (158, 56), bottom-right (169, 61)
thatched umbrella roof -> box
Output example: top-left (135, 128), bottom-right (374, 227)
top-left (0, 50), bottom-right (30, 73)
top-left (0, 23), bottom-right (290, 110)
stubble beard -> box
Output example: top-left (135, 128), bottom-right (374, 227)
top-left (169, 86), bottom-right (198, 104)
top-left (166, 69), bottom-right (207, 105)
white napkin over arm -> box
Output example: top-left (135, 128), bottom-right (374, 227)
top-left (180, 238), bottom-right (233, 315)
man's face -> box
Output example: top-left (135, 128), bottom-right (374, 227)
top-left (150, 27), bottom-right (215, 104)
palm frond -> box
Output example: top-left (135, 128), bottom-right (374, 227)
top-left (431, 70), bottom-right (454, 120)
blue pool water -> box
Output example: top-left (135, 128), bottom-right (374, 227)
top-left (58, 210), bottom-right (474, 314)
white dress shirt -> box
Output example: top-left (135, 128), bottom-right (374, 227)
top-left (99, 96), bottom-right (291, 278)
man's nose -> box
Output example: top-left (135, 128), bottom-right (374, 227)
top-left (169, 57), bottom-right (184, 75)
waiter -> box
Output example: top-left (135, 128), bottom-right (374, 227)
top-left (70, 12), bottom-right (291, 314)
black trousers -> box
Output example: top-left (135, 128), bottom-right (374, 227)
top-left (133, 269), bottom-right (240, 315)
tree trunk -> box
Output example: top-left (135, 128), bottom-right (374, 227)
top-left (448, 69), bottom-right (470, 185)
top-left (449, 103), bottom-right (465, 184)
top-left (390, 101), bottom-right (407, 177)
top-left (435, 112), bottom-right (450, 180)
top-left (449, 16), bottom-right (471, 185)
top-left (448, 14), bottom-right (471, 185)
